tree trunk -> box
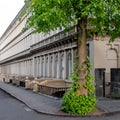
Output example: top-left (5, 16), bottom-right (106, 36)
top-left (77, 17), bottom-right (88, 95)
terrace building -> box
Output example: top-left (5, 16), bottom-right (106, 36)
top-left (0, 5), bottom-right (120, 97)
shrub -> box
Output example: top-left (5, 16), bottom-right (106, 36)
top-left (61, 92), bottom-right (96, 115)
top-left (61, 57), bottom-right (97, 115)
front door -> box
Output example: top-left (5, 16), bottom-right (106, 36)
top-left (95, 68), bottom-right (105, 97)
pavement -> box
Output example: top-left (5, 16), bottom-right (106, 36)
top-left (0, 81), bottom-right (120, 117)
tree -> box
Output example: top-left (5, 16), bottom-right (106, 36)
top-left (23, 0), bottom-right (120, 114)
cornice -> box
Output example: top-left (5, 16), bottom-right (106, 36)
top-left (0, 4), bottom-right (26, 40)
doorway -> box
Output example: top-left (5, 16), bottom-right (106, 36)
top-left (95, 68), bottom-right (105, 97)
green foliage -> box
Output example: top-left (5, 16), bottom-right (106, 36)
top-left (85, 73), bottom-right (95, 94)
top-left (69, 63), bottom-right (79, 92)
top-left (62, 58), bottom-right (97, 115)
top-left (61, 92), bottom-right (96, 115)
top-left (24, 0), bottom-right (120, 41)
top-left (84, 57), bottom-right (95, 94)
top-left (69, 57), bottom-right (95, 95)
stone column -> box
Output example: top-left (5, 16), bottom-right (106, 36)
top-left (48, 54), bottom-right (50, 78)
top-left (30, 60), bottom-right (32, 76)
top-left (18, 63), bottom-right (20, 76)
top-left (25, 61), bottom-right (27, 76)
top-left (39, 57), bottom-right (42, 77)
top-left (43, 56), bottom-right (46, 77)
top-left (58, 52), bottom-right (61, 79)
top-left (21, 62), bottom-right (23, 75)
top-left (38, 57), bottom-right (40, 77)
top-left (27, 60), bottom-right (30, 76)
top-left (71, 48), bottom-right (74, 73)
top-left (64, 50), bottom-right (67, 79)
top-left (34, 57), bottom-right (37, 77)
top-left (20, 61), bottom-right (22, 75)
top-left (32, 57), bottom-right (35, 77)
top-left (27, 59), bottom-right (30, 76)
top-left (36, 57), bottom-right (39, 77)
top-left (52, 54), bottom-right (55, 78)
top-left (23, 61), bottom-right (25, 75)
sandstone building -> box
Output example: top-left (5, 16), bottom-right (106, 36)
top-left (0, 5), bottom-right (120, 97)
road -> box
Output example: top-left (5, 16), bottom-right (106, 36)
top-left (0, 89), bottom-right (120, 120)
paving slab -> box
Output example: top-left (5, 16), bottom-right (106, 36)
top-left (0, 81), bottom-right (120, 116)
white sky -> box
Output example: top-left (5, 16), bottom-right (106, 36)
top-left (0, 0), bottom-right (25, 37)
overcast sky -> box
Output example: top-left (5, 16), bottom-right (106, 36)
top-left (0, 0), bottom-right (24, 37)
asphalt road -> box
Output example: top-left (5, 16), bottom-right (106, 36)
top-left (0, 89), bottom-right (120, 120)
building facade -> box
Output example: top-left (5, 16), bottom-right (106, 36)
top-left (0, 5), bottom-right (120, 97)
top-left (0, 6), bottom-right (77, 81)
